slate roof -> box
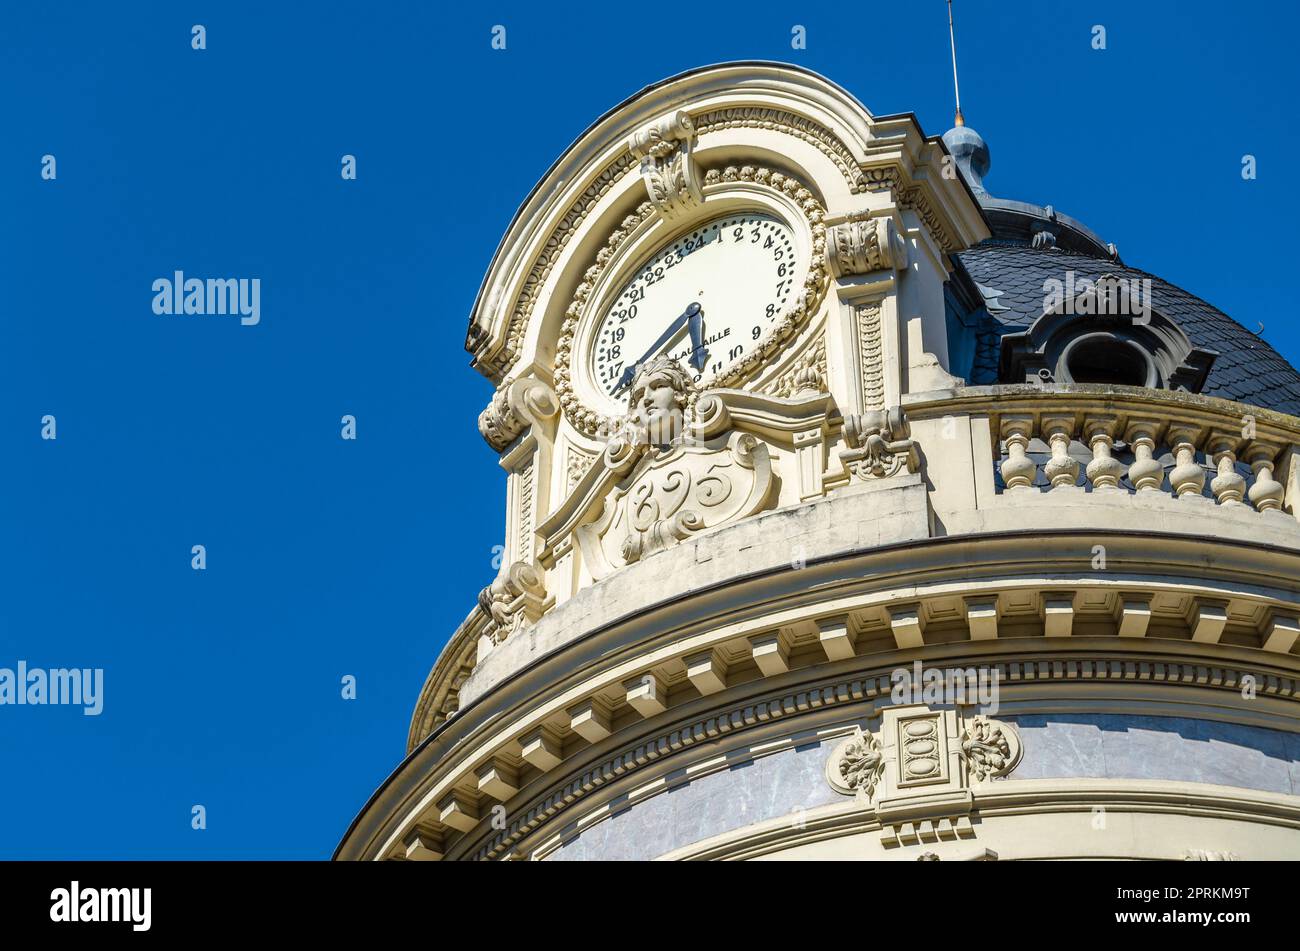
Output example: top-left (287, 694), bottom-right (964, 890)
top-left (955, 241), bottom-right (1300, 417)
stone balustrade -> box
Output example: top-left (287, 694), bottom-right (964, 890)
top-left (904, 384), bottom-right (1300, 515)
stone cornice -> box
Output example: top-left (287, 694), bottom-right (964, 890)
top-left (359, 526), bottom-right (1300, 862)
top-left (393, 645), bottom-right (1300, 862)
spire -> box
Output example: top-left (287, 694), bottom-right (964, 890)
top-left (948, 0), bottom-right (964, 127)
top-left (943, 0), bottom-right (990, 196)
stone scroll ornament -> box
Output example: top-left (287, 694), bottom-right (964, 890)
top-left (574, 357), bottom-right (774, 576)
top-left (478, 561), bottom-right (547, 645)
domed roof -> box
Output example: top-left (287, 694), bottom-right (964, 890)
top-left (956, 243), bottom-right (1300, 415)
top-left (943, 122), bottom-right (1300, 416)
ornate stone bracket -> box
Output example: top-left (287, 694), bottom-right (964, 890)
top-left (478, 377), bottom-right (559, 452)
top-left (477, 561), bottom-right (549, 645)
top-left (627, 111), bottom-right (703, 219)
top-left (839, 406), bottom-right (917, 480)
top-left (826, 216), bottom-right (907, 278)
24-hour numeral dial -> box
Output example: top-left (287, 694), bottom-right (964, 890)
top-left (591, 213), bottom-right (800, 396)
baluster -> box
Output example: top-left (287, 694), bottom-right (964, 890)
top-left (1042, 415), bottom-right (1080, 489)
top-left (999, 416), bottom-right (1038, 491)
top-left (1246, 444), bottom-right (1285, 512)
top-left (1084, 416), bottom-right (1126, 490)
top-left (1208, 433), bottom-right (1246, 505)
top-left (1168, 427), bottom-right (1207, 500)
top-left (1124, 419), bottom-right (1165, 492)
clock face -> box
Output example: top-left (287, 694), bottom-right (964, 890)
top-left (589, 213), bottom-right (802, 399)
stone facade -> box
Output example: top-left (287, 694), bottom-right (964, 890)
top-left (338, 63), bottom-right (1300, 862)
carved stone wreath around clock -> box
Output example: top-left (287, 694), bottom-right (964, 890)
top-left (554, 165), bottom-right (830, 438)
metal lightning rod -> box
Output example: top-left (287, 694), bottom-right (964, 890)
top-left (948, 0), bottom-right (964, 126)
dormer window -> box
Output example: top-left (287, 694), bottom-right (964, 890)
top-left (998, 273), bottom-right (1218, 391)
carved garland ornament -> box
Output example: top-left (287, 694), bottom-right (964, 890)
top-left (554, 165), bottom-right (830, 438)
top-left (692, 107), bottom-right (869, 193)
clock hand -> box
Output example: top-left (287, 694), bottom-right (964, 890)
top-left (614, 302), bottom-right (702, 394)
top-left (687, 307), bottom-right (708, 371)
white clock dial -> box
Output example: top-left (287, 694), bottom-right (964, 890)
top-left (590, 213), bottom-right (801, 397)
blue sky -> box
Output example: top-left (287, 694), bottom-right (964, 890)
top-left (0, 1), bottom-right (1296, 858)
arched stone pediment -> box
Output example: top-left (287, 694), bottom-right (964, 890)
top-left (465, 62), bottom-right (988, 386)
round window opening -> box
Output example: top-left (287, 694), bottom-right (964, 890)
top-left (1058, 334), bottom-right (1157, 387)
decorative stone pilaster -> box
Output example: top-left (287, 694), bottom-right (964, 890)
top-left (824, 707), bottom-right (1027, 793)
top-left (825, 705), bottom-right (1024, 849)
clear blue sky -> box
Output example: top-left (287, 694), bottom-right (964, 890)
top-left (1, 1), bottom-right (1296, 858)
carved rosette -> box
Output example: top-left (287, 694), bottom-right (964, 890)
top-left (826, 727), bottom-right (885, 800)
top-left (958, 716), bottom-right (1022, 782)
top-left (554, 165), bottom-right (829, 438)
top-left (477, 561), bottom-right (548, 645)
top-left (840, 407), bottom-right (917, 480)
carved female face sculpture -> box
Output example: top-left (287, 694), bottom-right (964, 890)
top-left (627, 357), bottom-right (692, 445)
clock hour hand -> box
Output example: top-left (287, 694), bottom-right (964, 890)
top-left (614, 302), bottom-right (702, 394)
top-left (687, 306), bottom-right (708, 371)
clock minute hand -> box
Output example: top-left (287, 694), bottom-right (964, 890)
top-left (614, 302), bottom-right (702, 393)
